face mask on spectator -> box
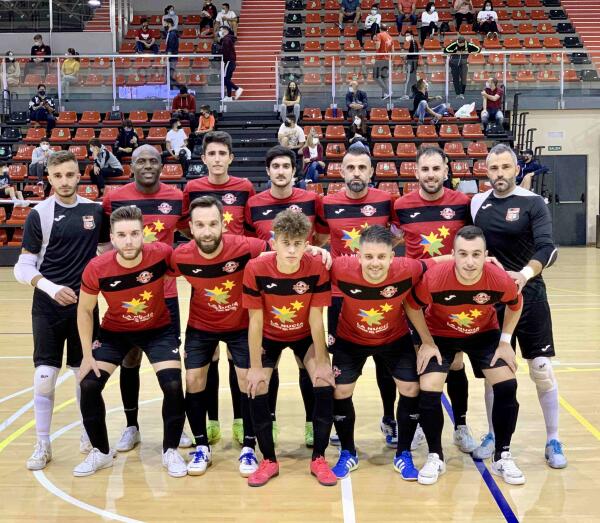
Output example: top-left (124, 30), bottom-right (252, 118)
top-left (354, 116), bottom-right (361, 126)
top-left (34, 39), bottom-right (42, 46)
top-left (38, 89), bottom-right (46, 96)
top-left (485, 5), bottom-right (491, 10)
top-left (169, 9), bottom-right (175, 15)
top-left (41, 143), bottom-right (49, 151)
top-left (406, 34), bottom-right (412, 41)
top-left (348, 86), bottom-right (354, 93)
top-left (485, 81), bottom-right (491, 89)
top-left (313, 138), bottom-right (319, 145)
top-left (371, 9), bottom-right (377, 14)
top-left (219, 29), bottom-right (227, 38)
top-left (430, 7), bottom-right (435, 12)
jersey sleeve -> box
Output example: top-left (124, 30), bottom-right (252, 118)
top-left (311, 261), bottom-right (332, 308)
top-left (314, 195), bottom-right (329, 235)
top-left (242, 261), bottom-right (263, 309)
top-left (529, 197), bottom-right (558, 269)
top-left (98, 211), bottom-right (111, 243)
top-left (408, 257), bottom-right (429, 285)
top-left (80, 261), bottom-right (100, 295)
top-left (22, 209), bottom-right (43, 254)
top-left (246, 237), bottom-right (268, 258)
top-left (166, 245), bottom-right (182, 277)
top-left (391, 198), bottom-right (401, 227)
top-left (243, 198), bottom-right (256, 233)
top-left (499, 271), bottom-right (522, 311)
top-left (101, 191), bottom-right (112, 216)
top-left (407, 274), bottom-right (433, 309)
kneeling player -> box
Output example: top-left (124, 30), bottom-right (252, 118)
top-left (243, 210), bottom-right (336, 487)
top-left (407, 226), bottom-right (525, 485)
top-left (75, 206), bottom-right (186, 477)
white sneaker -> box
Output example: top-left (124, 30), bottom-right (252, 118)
top-left (400, 94), bottom-right (410, 100)
top-left (223, 96), bottom-right (233, 101)
top-left (453, 425), bottom-right (478, 453)
top-left (116, 426), bottom-right (141, 452)
top-left (186, 445), bottom-right (212, 476)
top-left (491, 451), bottom-right (526, 485)
top-left (178, 430), bottom-right (193, 448)
top-left (162, 448), bottom-right (188, 478)
top-left (73, 448), bottom-right (114, 477)
top-left (80, 432), bottom-right (93, 454)
top-left (418, 453), bottom-right (446, 485)
top-left (330, 432), bottom-right (341, 446)
top-left (472, 432), bottom-right (495, 460)
top-left (26, 440), bottom-right (52, 471)
top-left (411, 425), bottom-right (426, 451)
top-left (238, 446), bottom-right (259, 477)
top-left (234, 87), bottom-right (244, 100)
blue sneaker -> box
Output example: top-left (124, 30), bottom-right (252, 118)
top-left (472, 433), bottom-right (495, 460)
top-left (393, 451), bottom-right (418, 481)
top-left (380, 417), bottom-right (398, 449)
top-left (545, 439), bottom-right (567, 469)
top-left (331, 450), bottom-right (359, 479)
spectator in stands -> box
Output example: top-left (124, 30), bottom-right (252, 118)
top-left (172, 85), bottom-right (197, 130)
top-left (277, 117), bottom-right (305, 157)
top-left (215, 3), bottom-right (238, 35)
top-left (302, 130), bottom-right (325, 183)
top-left (338, 0), bottom-right (361, 31)
top-left (221, 26), bottom-right (243, 101)
top-left (28, 84), bottom-right (56, 135)
top-left (481, 77), bottom-right (504, 130)
top-left (162, 5), bottom-right (179, 35)
top-left (114, 119), bottom-right (139, 162)
top-left (164, 117), bottom-right (191, 174)
top-left (346, 80), bottom-right (368, 121)
top-left (396, 0), bottom-right (417, 34)
top-left (279, 81), bottom-right (301, 123)
top-left (135, 19), bottom-right (159, 54)
top-left (164, 17), bottom-right (179, 55)
top-left (373, 24), bottom-right (394, 100)
top-left (356, 4), bottom-right (381, 50)
top-left (30, 34), bottom-right (51, 64)
top-left (517, 149), bottom-right (549, 191)
top-left (61, 48), bottom-right (80, 102)
top-left (349, 115), bottom-right (369, 147)
top-left (5, 51), bottom-right (21, 88)
top-left (0, 165), bottom-right (24, 202)
top-left (453, 0), bottom-right (475, 30)
top-left (29, 138), bottom-right (51, 183)
top-left (200, 0), bottom-right (218, 35)
top-left (420, 2), bottom-right (439, 44)
top-left (414, 78), bottom-right (447, 124)
top-left (401, 32), bottom-right (419, 100)
top-left (444, 35), bottom-right (481, 99)
top-left (193, 105), bottom-right (216, 143)
top-left (88, 138), bottom-right (124, 194)
top-left (476, 1), bottom-right (499, 39)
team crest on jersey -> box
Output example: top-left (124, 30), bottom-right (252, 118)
top-left (380, 286), bottom-right (398, 298)
top-left (440, 207), bottom-right (455, 220)
top-left (506, 208), bottom-right (520, 222)
top-left (293, 281), bottom-right (309, 294)
top-left (222, 261), bottom-right (239, 273)
top-left (327, 334), bottom-right (336, 347)
top-left (288, 204), bottom-right (302, 213)
top-left (92, 340), bottom-right (102, 350)
top-left (136, 271), bottom-right (153, 284)
top-left (361, 205), bottom-right (376, 217)
top-left (222, 193), bottom-right (237, 205)
top-left (157, 202), bottom-right (173, 214)
top-left (473, 292), bottom-right (491, 304)
top-left (82, 215), bottom-right (96, 230)
top-left (333, 366), bottom-right (341, 378)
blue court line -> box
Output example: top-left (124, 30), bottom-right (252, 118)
top-left (441, 393), bottom-right (519, 523)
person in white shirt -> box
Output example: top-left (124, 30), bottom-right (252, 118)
top-left (420, 2), bottom-right (439, 44)
top-left (162, 5), bottom-right (179, 34)
top-left (164, 118), bottom-right (191, 175)
top-left (356, 5), bottom-right (382, 49)
top-left (476, 0), bottom-right (499, 39)
top-left (278, 117), bottom-right (306, 172)
top-left (215, 3), bottom-right (238, 35)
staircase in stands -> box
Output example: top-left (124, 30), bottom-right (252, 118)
top-left (84, 5), bottom-right (111, 32)
top-left (233, 0), bottom-right (286, 101)
top-left (561, 0), bottom-right (600, 72)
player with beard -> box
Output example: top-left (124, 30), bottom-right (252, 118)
top-left (102, 145), bottom-right (191, 452)
top-left (75, 206), bottom-right (186, 478)
top-left (393, 146), bottom-right (476, 454)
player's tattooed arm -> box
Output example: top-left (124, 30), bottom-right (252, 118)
top-left (77, 290), bottom-right (101, 381)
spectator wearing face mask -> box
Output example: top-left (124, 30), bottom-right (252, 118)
top-left (200, 0), bottom-right (218, 35)
top-left (164, 117), bottom-right (191, 174)
top-left (0, 165), bottom-right (24, 202)
top-left (302, 131), bottom-right (325, 183)
top-left (215, 3), bottom-right (238, 35)
top-left (401, 33), bottom-right (419, 99)
top-left (517, 149), bottom-right (549, 191)
top-left (356, 5), bottom-right (382, 49)
top-left (30, 34), bottom-right (51, 64)
top-left (29, 138), bottom-right (52, 183)
top-left (481, 77), bottom-right (504, 130)
top-left (420, 2), bottom-right (439, 45)
top-left (279, 81), bottom-right (301, 123)
top-left (88, 138), bottom-right (124, 194)
top-left (61, 48), bottom-right (80, 102)
top-left (444, 35), bottom-right (481, 98)
top-left (349, 116), bottom-right (369, 147)
top-left (221, 26), bottom-right (243, 101)
top-left (162, 5), bottom-right (179, 35)
top-left (453, 0), bottom-right (475, 30)
top-left (476, 1), bottom-right (500, 39)
top-left (346, 80), bottom-right (368, 121)
top-left (413, 78), bottom-right (447, 124)
top-left (5, 51), bottom-right (21, 87)
top-left (114, 120), bottom-right (139, 162)
top-left (135, 19), bottom-right (159, 54)
top-left (29, 84), bottom-right (56, 135)
top-left (172, 85), bottom-right (197, 130)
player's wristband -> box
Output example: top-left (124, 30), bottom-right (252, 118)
top-left (519, 266), bottom-right (535, 281)
top-left (36, 278), bottom-right (64, 300)
top-left (499, 333), bottom-right (512, 344)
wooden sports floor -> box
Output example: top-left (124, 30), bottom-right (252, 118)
top-left (1, 246), bottom-right (599, 522)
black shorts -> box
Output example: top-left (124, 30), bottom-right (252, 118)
top-left (496, 278), bottom-right (555, 360)
top-left (327, 296), bottom-right (343, 349)
top-left (262, 336), bottom-right (313, 368)
top-left (342, 12), bottom-right (356, 23)
top-left (165, 296), bottom-right (181, 347)
top-left (94, 325), bottom-right (180, 366)
top-left (408, 319), bottom-right (422, 347)
top-left (374, 60), bottom-right (390, 79)
top-left (421, 329), bottom-right (506, 376)
top-left (184, 327), bottom-right (249, 370)
top-left (332, 334), bottom-right (418, 384)
top-left (32, 289), bottom-right (98, 368)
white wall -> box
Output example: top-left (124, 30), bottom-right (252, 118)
top-left (138, 0), bottom-right (242, 14)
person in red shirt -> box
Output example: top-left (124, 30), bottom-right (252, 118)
top-left (171, 85), bottom-right (197, 132)
top-left (481, 77), bottom-right (505, 130)
top-left (396, 0), bottom-right (417, 32)
top-left (406, 226), bottom-right (524, 486)
top-left (135, 19), bottom-right (158, 54)
top-left (102, 144), bottom-right (190, 451)
top-left (373, 24), bottom-right (394, 100)
top-left (75, 206), bottom-right (186, 478)
top-left (243, 210), bottom-right (336, 487)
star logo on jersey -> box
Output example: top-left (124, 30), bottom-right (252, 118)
top-left (293, 281), bottom-right (309, 295)
top-left (205, 280), bottom-right (235, 304)
top-left (223, 211), bottom-right (234, 229)
top-left (271, 304), bottom-right (297, 323)
top-left (449, 311), bottom-right (474, 327)
top-left (469, 308), bottom-right (483, 318)
top-left (143, 220), bottom-right (165, 243)
top-left (380, 286), bottom-right (398, 299)
top-left (358, 304), bottom-right (392, 326)
top-left (473, 292), bottom-right (491, 304)
top-left (157, 202), bottom-right (173, 214)
top-left (136, 271), bottom-right (153, 284)
top-left (290, 300), bottom-right (304, 310)
top-left (341, 227), bottom-right (362, 251)
top-left (122, 290), bottom-right (153, 315)
top-left (222, 193), bottom-right (237, 205)
top-left (506, 208), bottom-right (520, 222)
top-left (222, 261), bottom-right (239, 273)
top-left (361, 205), bottom-right (376, 217)
top-left (420, 231), bottom-right (444, 256)
top-left (440, 207), bottom-right (455, 220)
top-left (438, 226), bottom-right (450, 239)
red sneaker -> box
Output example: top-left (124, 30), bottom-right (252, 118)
top-left (248, 459), bottom-right (279, 487)
top-left (310, 456), bottom-right (337, 486)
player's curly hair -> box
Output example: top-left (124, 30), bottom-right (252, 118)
top-left (110, 205), bottom-right (143, 230)
top-left (272, 209), bottom-right (311, 240)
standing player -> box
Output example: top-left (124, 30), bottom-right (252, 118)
top-left (102, 144), bottom-right (191, 451)
top-left (75, 206), bottom-right (186, 477)
top-left (319, 144), bottom-right (399, 447)
top-left (14, 150), bottom-right (107, 471)
top-left (471, 144), bottom-right (566, 468)
top-left (393, 146), bottom-right (476, 454)
top-left (243, 210), bottom-right (336, 487)
top-left (245, 144), bottom-right (329, 447)
top-left (406, 226), bottom-right (525, 485)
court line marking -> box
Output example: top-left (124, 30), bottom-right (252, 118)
top-left (441, 394), bottom-right (519, 523)
top-left (340, 477), bottom-right (356, 523)
top-left (558, 395), bottom-right (600, 442)
top-left (0, 356), bottom-right (30, 359)
top-left (546, 286), bottom-right (600, 297)
top-left (0, 385), bottom-right (33, 405)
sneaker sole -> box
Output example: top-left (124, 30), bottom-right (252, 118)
top-left (73, 461), bottom-right (113, 477)
top-left (491, 467), bottom-right (526, 485)
top-left (472, 449), bottom-right (494, 460)
top-left (239, 467), bottom-right (258, 478)
top-left (187, 461), bottom-right (212, 476)
top-left (311, 470), bottom-right (337, 486)
top-left (26, 458), bottom-right (51, 471)
top-left (248, 470), bottom-right (279, 487)
top-left (455, 441), bottom-right (479, 454)
top-left (393, 464), bottom-right (418, 481)
top-left (546, 458), bottom-right (567, 469)
top-left (385, 439), bottom-right (398, 449)
top-left (116, 435), bottom-right (141, 453)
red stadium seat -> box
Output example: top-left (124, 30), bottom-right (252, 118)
top-left (14, 146), bottom-right (35, 162)
top-left (503, 37), bottom-right (522, 49)
top-left (402, 181), bottom-right (419, 193)
top-left (416, 125), bottom-right (437, 139)
top-left (390, 108), bottom-right (411, 123)
top-left (161, 164), bottom-right (184, 180)
top-left (147, 127), bottom-right (168, 143)
top-left (400, 162), bottom-right (417, 177)
top-left (378, 181), bottom-right (400, 198)
top-left (325, 143), bottom-right (346, 159)
top-left (151, 110), bottom-right (172, 124)
top-left (373, 143), bottom-right (394, 158)
top-left (78, 185), bottom-right (99, 200)
top-left (325, 125), bottom-right (346, 141)
top-left (467, 142), bottom-right (489, 158)
top-left (324, 108), bottom-right (345, 121)
top-left (375, 162), bottom-right (398, 177)
top-left (325, 163), bottom-right (342, 178)
top-left (393, 125), bottom-right (414, 139)
top-left (369, 108), bottom-right (389, 122)
top-left (439, 124), bottom-right (461, 139)
top-left (129, 110), bottom-right (148, 124)
top-left (543, 37), bottom-right (562, 49)
top-left (523, 37), bottom-right (543, 49)
top-left (443, 142), bottom-right (466, 158)
top-left (396, 143), bottom-right (417, 158)
top-left (49, 128), bottom-right (71, 143)
top-left (451, 161), bottom-right (471, 176)
top-left (303, 108), bottom-right (323, 122)
top-left (99, 128), bottom-right (119, 143)
top-left (327, 182), bottom-right (345, 195)
top-left (73, 128), bottom-right (96, 143)
top-left (69, 145), bottom-right (89, 160)
top-left (56, 112), bottom-right (77, 126)
top-left (371, 125), bottom-right (392, 140)
top-left (6, 206), bottom-right (31, 224)
top-left (24, 127), bottom-right (47, 144)
top-left (8, 164), bottom-right (27, 181)
top-left (80, 111), bottom-right (101, 125)
top-left (473, 160), bottom-right (488, 177)
top-left (304, 126), bottom-right (323, 139)
top-left (462, 124), bottom-right (484, 138)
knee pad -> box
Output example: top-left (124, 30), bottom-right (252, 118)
top-left (80, 370), bottom-right (110, 395)
top-left (528, 357), bottom-right (556, 393)
top-left (419, 390), bottom-right (442, 410)
top-left (157, 368), bottom-right (183, 395)
top-left (492, 379), bottom-right (518, 402)
top-left (34, 365), bottom-right (59, 396)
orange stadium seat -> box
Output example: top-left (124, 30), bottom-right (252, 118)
top-left (396, 143), bottom-right (417, 158)
top-left (325, 143), bottom-right (346, 159)
top-left (390, 108), bottom-right (411, 123)
top-left (402, 181), bottom-right (419, 193)
top-left (78, 185), bottom-right (99, 200)
top-left (6, 206), bottom-right (31, 224)
top-left (304, 126), bottom-right (323, 139)
top-left (375, 162), bottom-right (398, 177)
top-left (327, 182), bottom-right (345, 194)
top-left (303, 108), bottom-right (323, 121)
top-left (462, 124), bottom-right (484, 138)
top-left (371, 125), bottom-right (392, 140)
top-left (23, 128), bottom-right (47, 144)
top-left (56, 112), bottom-right (78, 126)
top-left (467, 142), bottom-right (489, 158)
top-left (451, 161), bottom-right (471, 176)
top-left (8, 164), bottom-right (27, 181)
top-left (325, 126), bottom-right (346, 141)
top-left (393, 125), bottom-right (414, 139)
top-left (324, 108), bottom-right (345, 121)
top-left (444, 142), bottom-right (466, 158)
top-left (400, 162), bottom-right (417, 177)
top-left (80, 111), bottom-right (101, 125)
top-left (69, 145), bottom-right (89, 160)
top-left (473, 160), bottom-right (488, 177)
top-left (416, 125), bottom-right (437, 139)
top-left (378, 182), bottom-right (400, 198)
top-left (373, 143), bottom-right (394, 158)
top-left (147, 127), bottom-right (168, 143)
top-left (439, 124), bottom-right (461, 139)
top-left (73, 128), bottom-right (96, 143)
top-left (326, 163), bottom-right (342, 178)
top-left (369, 108), bottom-right (389, 122)
top-left (99, 128), bottom-right (119, 143)
top-left (49, 128), bottom-right (70, 143)
top-left (161, 164), bottom-right (184, 180)
top-left (14, 145), bottom-right (34, 161)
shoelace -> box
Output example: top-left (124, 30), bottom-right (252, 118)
top-left (239, 452), bottom-right (257, 465)
top-left (189, 449), bottom-right (207, 463)
top-left (481, 433), bottom-right (494, 445)
top-left (32, 442), bottom-right (47, 458)
top-left (501, 457), bottom-right (521, 476)
top-left (549, 440), bottom-right (564, 454)
top-left (84, 449), bottom-right (101, 465)
top-left (399, 452), bottom-right (415, 468)
top-left (313, 457), bottom-right (330, 471)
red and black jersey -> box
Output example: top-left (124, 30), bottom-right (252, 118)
top-left (171, 235), bottom-right (266, 332)
top-left (81, 242), bottom-right (172, 332)
top-left (393, 188), bottom-right (471, 259)
top-left (183, 176), bottom-right (255, 236)
top-left (102, 182), bottom-right (185, 298)
top-left (407, 261), bottom-right (522, 338)
top-left (243, 252), bottom-right (331, 342)
top-left (245, 188), bottom-right (328, 243)
top-left (320, 188), bottom-right (394, 257)
top-left (332, 256), bottom-right (430, 346)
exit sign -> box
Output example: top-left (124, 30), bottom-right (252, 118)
top-left (548, 146), bottom-right (562, 152)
